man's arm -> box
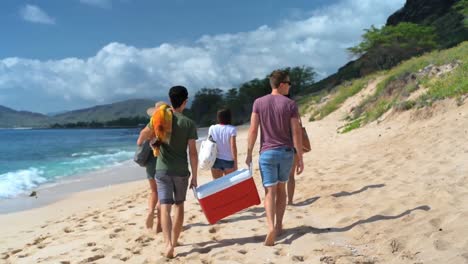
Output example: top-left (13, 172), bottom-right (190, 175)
top-left (245, 112), bottom-right (259, 166)
top-left (291, 117), bottom-right (304, 175)
top-left (137, 126), bottom-right (154, 145)
top-left (188, 139), bottom-right (198, 188)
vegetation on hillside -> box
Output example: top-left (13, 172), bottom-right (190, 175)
top-left (301, 0), bottom-right (467, 96)
top-left (348, 23), bottom-right (438, 71)
top-left (304, 41), bottom-right (467, 133)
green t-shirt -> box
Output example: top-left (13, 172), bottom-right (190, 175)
top-left (148, 112), bottom-right (198, 176)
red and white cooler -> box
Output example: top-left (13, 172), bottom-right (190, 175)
top-left (194, 168), bottom-right (261, 224)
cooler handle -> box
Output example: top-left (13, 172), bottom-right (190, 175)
top-left (192, 186), bottom-right (199, 200)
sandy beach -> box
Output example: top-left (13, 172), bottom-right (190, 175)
top-left (1, 93), bottom-right (468, 263)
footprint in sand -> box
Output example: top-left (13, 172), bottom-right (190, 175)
top-left (429, 218), bottom-right (442, 228)
top-left (86, 242), bottom-right (96, 247)
top-left (112, 254), bottom-right (131, 262)
top-left (208, 226), bottom-right (219, 234)
top-left (390, 239), bottom-right (400, 253)
top-left (79, 254), bottom-right (105, 263)
top-left (433, 239), bottom-right (449, 251)
top-left (238, 249), bottom-right (247, 255)
top-left (320, 256), bottom-right (336, 264)
top-left (291, 255), bottom-right (305, 262)
top-left (63, 227), bottom-right (74, 233)
top-left (135, 235), bottom-right (154, 244)
top-left (114, 228), bottom-right (124, 233)
top-left (32, 235), bottom-right (49, 245)
top-left (274, 248), bottom-right (287, 256)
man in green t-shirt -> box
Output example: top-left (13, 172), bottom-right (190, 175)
top-left (138, 86), bottom-right (198, 258)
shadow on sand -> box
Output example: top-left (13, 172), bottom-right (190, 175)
top-left (177, 205), bottom-right (430, 257)
top-left (331, 184), bottom-right (386, 198)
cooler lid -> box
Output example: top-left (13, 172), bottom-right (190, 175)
top-left (195, 168), bottom-right (252, 199)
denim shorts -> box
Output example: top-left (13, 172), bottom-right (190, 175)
top-left (212, 158), bottom-right (235, 170)
top-left (259, 147), bottom-right (294, 187)
top-left (155, 172), bottom-right (189, 204)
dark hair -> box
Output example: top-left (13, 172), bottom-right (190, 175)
top-left (269, 69), bottom-right (289, 89)
top-left (169, 86), bottom-right (188, 109)
top-left (217, 108), bottom-right (232, 125)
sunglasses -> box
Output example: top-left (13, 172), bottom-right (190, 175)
top-left (282, 81), bottom-right (291, 85)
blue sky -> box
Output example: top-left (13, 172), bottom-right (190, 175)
top-left (0, 0), bottom-right (405, 113)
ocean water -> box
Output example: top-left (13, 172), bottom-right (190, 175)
top-left (0, 127), bottom-right (209, 200)
top-left (0, 128), bottom-right (139, 199)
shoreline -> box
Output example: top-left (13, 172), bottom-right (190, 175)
top-left (0, 160), bottom-right (144, 215)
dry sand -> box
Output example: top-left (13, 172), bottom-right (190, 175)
top-left (1, 89), bottom-right (468, 263)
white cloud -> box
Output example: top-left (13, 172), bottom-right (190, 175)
top-left (2, 0), bottom-right (405, 113)
top-left (79, 0), bottom-right (112, 8)
top-left (20, 5), bottom-right (55, 25)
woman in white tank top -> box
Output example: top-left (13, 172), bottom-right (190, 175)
top-left (208, 109), bottom-right (237, 179)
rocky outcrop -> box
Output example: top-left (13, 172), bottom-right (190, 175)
top-left (387, 0), bottom-right (458, 26)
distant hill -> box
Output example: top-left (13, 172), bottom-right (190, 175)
top-left (303, 0), bottom-right (467, 94)
top-left (52, 99), bottom-right (155, 124)
top-left (0, 105), bottom-right (50, 128)
top-left (0, 99), bottom-right (156, 128)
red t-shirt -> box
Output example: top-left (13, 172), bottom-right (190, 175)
top-left (252, 94), bottom-right (299, 153)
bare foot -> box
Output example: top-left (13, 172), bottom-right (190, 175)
top-left (164, 245), bottom-right (174, 259)
top-left (145, 213), bottom-right (154, 229)
top-left (264, 230), bottom-right (276, 246)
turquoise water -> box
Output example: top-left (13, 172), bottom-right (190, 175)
top-left (0, 128), bottom-right (139, 199)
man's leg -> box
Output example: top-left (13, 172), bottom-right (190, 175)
top-left (172, 203), bottom-right (184, 247)
top-left (160, 204), bottom-right (174, 258)
top-left (155, 174), bottom-right (175, 258)
top-left (277, 148), bottom-right (294, 236)
top-left (264, 185), bottom-right (277, 246)
top-left (275, 182), bottom-right (287, 235)
top-left (287, 155), bottom-right (297, 205)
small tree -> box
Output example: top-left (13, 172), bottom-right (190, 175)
top-left (348, 23), bottom-right (438, 70)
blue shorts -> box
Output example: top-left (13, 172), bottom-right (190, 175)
top-left (212, 158), bottom-right (234, 170)
top-left (155, 172), bottom-right (189, 205)
top-left (259, 147), bottom-right (294, 187)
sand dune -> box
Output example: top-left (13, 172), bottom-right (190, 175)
top-left (1, 84), bottom-right (467, 263)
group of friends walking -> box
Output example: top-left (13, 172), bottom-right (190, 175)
top-left (136, 69), bottom-right (305, 258)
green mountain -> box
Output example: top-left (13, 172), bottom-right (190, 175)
top-left (304, 0), bottom-right (468, 94)
top-left (0, 105), bottom-right (50, 128)
top-left (52, 99), bottom-right (154, 124)
top-left (0, 99), bottom-right (156, 128)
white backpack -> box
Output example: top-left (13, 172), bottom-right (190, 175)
top-left (198, 135), bottom-right (217, 170)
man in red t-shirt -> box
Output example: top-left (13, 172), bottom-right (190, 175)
top-left (246, 69), bottom-right (304, 246)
